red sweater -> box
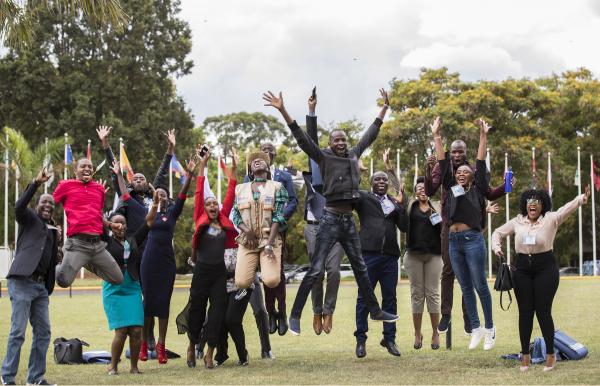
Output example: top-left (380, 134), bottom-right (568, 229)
top-left (192, 175), bottom-right (238, 250)
top-left (53, 179), bottom-right (105, 237)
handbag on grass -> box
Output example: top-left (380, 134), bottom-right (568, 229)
top-left (493, 257), bottom-right (514, 311)
top-left (53, 337), bottom-right (89, 364)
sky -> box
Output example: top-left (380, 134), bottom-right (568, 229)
top-left (175, 0), bottom-right (600, 128)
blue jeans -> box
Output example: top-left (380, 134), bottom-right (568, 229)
top-left (448, 230), bottom-right (493, 329)
top-left (1, 278), bottom-right (51, 384)
top-left (291, 211), bottom-right (381, 319)
top-left (354, 252), bottom-right (398, 343)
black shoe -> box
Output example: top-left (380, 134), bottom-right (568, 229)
top-left (380, 339), bottom-right (401, 357)
top-left (261, 350), bottom-right (275, 359)
top-left (1, 376), bottom-right (16, 385)
top-left (437, 314), bottom-right (451, 333)
top-left (214, 354), bottom-right (229, 367)
top-left (355, 342), bottom-right (367, 358)
top-left (278, 312), bottom-right (288, 336)
top-left (26, 380), bottom-right (56, 386)
top-left (237, 351), bottom-right (249, 366)
top-left (463, 313), bottom-right (472, 336)
top-left (268, 313), bottom-right (278, 334)
top-left (370, 310), bottom-right (399, 323)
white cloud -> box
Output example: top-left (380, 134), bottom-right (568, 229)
top-left (175, 0), bottom-right (600, 128)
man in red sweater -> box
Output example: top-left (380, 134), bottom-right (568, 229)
top-left (53, 158), bottom-right (123, 287)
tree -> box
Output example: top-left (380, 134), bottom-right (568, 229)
top-left (201, 112), bottom-right (296, 157)
top-left (0, 0), bottom-right (195, 181)
top-left (0, 0), bottom-right (128, 48)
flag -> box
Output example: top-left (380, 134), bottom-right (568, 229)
top-left (87, 140), bottom-right (92, 161)
top-left (119, 144), bottom-right (135, 183)
top-left (593, 159), bottom-right (600, 191)
top-left (170, 154), bottom-right (186, 184)
top-left (65, 144), bottom-right (73, 164)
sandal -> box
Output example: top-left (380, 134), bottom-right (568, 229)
top-left (413, 334), bottom-right (423, 350)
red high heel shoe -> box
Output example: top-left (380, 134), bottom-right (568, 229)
top-left (156, 342), bottom-right (168, 364)
top-left (139, 341), bottom-right (148, 362)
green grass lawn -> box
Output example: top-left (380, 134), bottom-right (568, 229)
top-left (1, 278), bottom-right (599, 384)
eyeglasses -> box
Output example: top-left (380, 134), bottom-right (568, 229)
top-left (526, 198), bottom-right (541, 206)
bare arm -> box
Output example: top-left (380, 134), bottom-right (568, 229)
top-left (431, 117), bottom-right (445, 161)
top-left (146, 190), bottom-right (159, 227)
top-left (476, 119), bottom-right (489, 161)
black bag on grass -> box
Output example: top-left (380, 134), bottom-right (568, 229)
top-left (53, 337), bottom-right (89, 364)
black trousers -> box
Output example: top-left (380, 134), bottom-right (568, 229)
top-left (216, 288), bottom-right (253, 363)
top-left (291, 211), bottom-right (381, 319)
top-left (188, 262), bottom-right (227, 347)
top-left (513, 251), bottom-right (559, 355)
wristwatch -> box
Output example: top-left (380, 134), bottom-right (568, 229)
top-left (264, 244), bottom-right (274, 252)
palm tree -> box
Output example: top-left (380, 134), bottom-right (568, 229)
top-left (1, 126), bottom-right (64, 185)
top-left (0, 0), bottom-right (128, 48)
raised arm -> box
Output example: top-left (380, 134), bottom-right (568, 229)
top-left (553, 186), bottom-right (590, 226)
top-left (476, 119), bottom-right (489, 161)
top-left (146, 189), bottom-right (159, 228)
top-left (110, 160), bottom-right (128, 200)
top-left (96, 125), bottom-right (120, 195)
top-left (264, 90), bottom-right (323, 162)
top-left (431, 117), bottom-right (444, 161)
top-left (383, 148), bottom-right (401, 194)
top-left (16, 167), bottom-right (49, 224)
top-left (474, 119), bottom-right (491, 191)
top-left (424, 155), bottom-right (442, 196)
top-left (194, 146), bottom-right (211, 223)
top-left (152, 129), bottom-right (176, 188)
top-left (307, 91), bottom-right (318, 143)
top-left (221, 147), bottom-right (239, 216)
top-left (354, 89), bottom-right (389, 158)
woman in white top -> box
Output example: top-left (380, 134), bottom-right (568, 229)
top-left (492, 186), bottom-right (590, 372)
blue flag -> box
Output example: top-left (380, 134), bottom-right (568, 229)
top-left (170, 154), bottom-right (186, 184)
top-left (65, 144), bottom-right (73, 164)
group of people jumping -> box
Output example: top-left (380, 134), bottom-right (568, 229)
top-left (1, 87), bottom-right (591, 385)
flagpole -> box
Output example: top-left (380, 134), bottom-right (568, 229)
top-left (577, 146), bottom-right (582, 276)
top-left (414, 153), bottom-right (418, 187)
top-left (505, 153), bottom-right (510, 265)
top-left (370, 157), bottom-right (374, 176)
top-left (44, 138), bottom-right (48, 194)
top-left (486, 148), bottom-right (492, 279)
top-left (396, 149), bottom-right (401, 248)
top-left (591, 154), bottom-right (597, 276)
top-left (547, 152), bottom-right (552, 197)
top-left (14, 154), bottom-right (18, 251)
top-left (63, 133), bottom-right (68, 238)
top-left (4, 133), bottom-right (8, 250)
top-left (217, 151), bottom-right (222, 205)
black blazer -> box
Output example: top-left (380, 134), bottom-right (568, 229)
top-left (7, 182), bottom-right (59, 295)
top-left (355, 191), bottom-right (407, 257)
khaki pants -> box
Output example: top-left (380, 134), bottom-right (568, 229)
top-left (235, 236), bottom-right (282, 289)
top-left (403, 250), bottom-right (443, 314)
top-left (56, 237), bottom-right (123, 288)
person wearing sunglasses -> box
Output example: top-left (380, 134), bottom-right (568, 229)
top-left (492, 185), bottom-right (591, 372)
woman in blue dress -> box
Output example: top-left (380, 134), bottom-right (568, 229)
top-left (136, 155), bottom-right (196, 364)
top-left (103, 161), bottom-right (159, 375)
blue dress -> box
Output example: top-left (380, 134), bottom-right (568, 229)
top-left (139, 196), bottom-right (185, 318)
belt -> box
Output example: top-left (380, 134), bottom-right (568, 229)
top-left (323, 209), bottom-right (353, 219)
top-left (30, 273), bottom-right (45, 283)
top-left (71, 234), bottom-right (102, 243)
top-left (306, 220), bottom-right (320, 225)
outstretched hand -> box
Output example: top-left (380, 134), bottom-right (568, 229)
top-left (197, 144), bottom-right (211, 166)
top-left (110, 159), bottom-right (121, 175)
top-left (486, 202), bottom-right (500, 214)
top-left (477, 118), bottom-right (491, 135)
top-left (430, 116), bottom-right (441, 136)
top-left (383, 148), bottom-right (392, 169)
top-left (380, 88), bottom-right (389, 106)
top-left (263, 91), bottom-right (285, 111)
top-left (185, 156), bottom-right (198, 175)
top-left (164, 129), bottom-right (176, 147)
top-left (583, 185), bottom-right (591, 204)
top-left (96, 126), bottom-right (112, 141)
top-left (35, 167), bottom-right (51, 184)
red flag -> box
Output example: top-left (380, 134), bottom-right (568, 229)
top-left (87, 140), bottom-right (92, 161)
top-left (593, 160), bottom-right (600, 191)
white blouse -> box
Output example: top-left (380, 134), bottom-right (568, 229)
top-left (492, 194), bottom-right (585, 255)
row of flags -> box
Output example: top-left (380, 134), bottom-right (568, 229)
top-left (63, 139), bottom-right (188, 185)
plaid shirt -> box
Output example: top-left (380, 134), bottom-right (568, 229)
top-left (232, 186), bottom-right (288, 230)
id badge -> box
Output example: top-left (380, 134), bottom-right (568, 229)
top-left (207, 226), bottom-right (221, 236)
top-left (430, 213), bottom-right (442, 226)
top-left (523, 235), bottom-right (536, 245)
top-left (451, 185), bottom-right (465, 197)
top-left (263, 195), bottom-right (274, 206)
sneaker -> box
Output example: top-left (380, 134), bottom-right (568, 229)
top-left (463, 313), bottom-right (472, 336)
top-left (437, 314), bottom-right (451, 333)
top-left (468, 327), bottom-right (485, 349)
top-left (26, 380), bottom-right (56, 386)
top-left (288, 316), bottom-right (301, 335)
top-left (370, 310), bottom-right (399, 323)
top-left (1, 376), bottom-right (16, 385)
top-left (483, 326), bottom-right (496, 351)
